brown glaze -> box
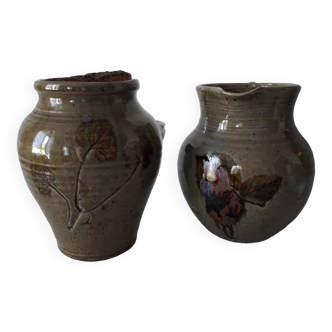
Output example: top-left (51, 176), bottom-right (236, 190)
top-left (18, 72), bottom-right (164, 260)
top-left (178, 83), bottom-right (315, 243)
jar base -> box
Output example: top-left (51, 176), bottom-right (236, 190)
top-left (58, 238), bottom-right (137, 262)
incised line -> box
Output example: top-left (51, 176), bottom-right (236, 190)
top-left (34, 121), bottom-right (143, 231)
top-left (82, 159), bottom-right (143, 213)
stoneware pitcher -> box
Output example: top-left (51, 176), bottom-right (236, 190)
top-left (18, 71), bottom-right (165, 261)
top-left (178, 82), bottom-right (314, 243)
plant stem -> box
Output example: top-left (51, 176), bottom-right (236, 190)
top-left (74, 144), bottom-right (94, 210)
top-left (67, 210), bottom-right (82, 230)
top-left (51, 185), bottom-right (71, 223)
top-left (232, 189), bottom-right (265, 207)
top-left (83, 159), bottom-right (143, 213)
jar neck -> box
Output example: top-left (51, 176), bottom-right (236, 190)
top-left (34, 79), bottom-right (139, 115)
top-left (196, 83), bottom-right (301, 133)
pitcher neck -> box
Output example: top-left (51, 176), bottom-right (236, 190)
top-left (196, 83), bottom-right (301, 133)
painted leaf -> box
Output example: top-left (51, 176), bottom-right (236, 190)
top-left (31, 165), bottom-right (55, 196)
top-left (240, 175), bottom-right (282, 206)
top-left (76, 119), bottom-right (117, 162)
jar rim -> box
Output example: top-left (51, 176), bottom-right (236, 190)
top-left (34, 78), bottom-right (140, 94)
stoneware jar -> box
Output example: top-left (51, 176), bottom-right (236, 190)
top-left (178, 82), bottom-right (314, 243)
top-left (18, 71), bottom-right (165, 261)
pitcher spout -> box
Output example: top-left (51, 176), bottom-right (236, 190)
top-left (196, 82), bottom-right (302, 134)
top-left (197, 82), bottom-right (301, 98)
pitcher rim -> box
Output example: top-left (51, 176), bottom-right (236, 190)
top-left (196, 82), bottom-right (301, 97)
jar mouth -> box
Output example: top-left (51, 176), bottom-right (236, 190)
top-left (43, 70), bottom-right (132, 82)
top-left (34, 71), bottom-right (139, 94)
top-left (197, 82), bottom-right (301, 96)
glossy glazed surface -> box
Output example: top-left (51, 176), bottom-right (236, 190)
top-left (18, 75), bottom-right (164, 260)
top-left (178, 83), bottom-right (314, 243)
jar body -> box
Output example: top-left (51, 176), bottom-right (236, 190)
top-left (18, 79), bottom-right (164, 260)
top-left (178, 83), bottom-right (314, 243)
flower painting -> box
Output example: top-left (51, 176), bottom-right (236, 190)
top-left (197, 153), bottom-right (282, 239)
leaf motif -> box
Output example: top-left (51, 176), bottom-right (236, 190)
top-left (240, 175), bottom-right (283, 206)
top-left (76, 119), bottom-right (117, 162)
top-left (31, 164), bottom-right (55, 196)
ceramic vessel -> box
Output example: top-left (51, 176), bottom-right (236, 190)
top-left (18, 71), bottom-right (165, 260)
top-left (178, 82), bottom-right (314, 243)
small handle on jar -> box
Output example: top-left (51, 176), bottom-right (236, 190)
top-left (156, 121), bottom-right (165, 140)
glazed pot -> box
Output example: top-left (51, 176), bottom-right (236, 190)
top-left (178, 82), bottom-right (314, 243)
top-left (18, 71), bottom-right (165, 261)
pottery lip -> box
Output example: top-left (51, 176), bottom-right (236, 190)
top-left (34, 78), bottom-right (140, 95)
top-left (196, 82), bottom-right (301, 97)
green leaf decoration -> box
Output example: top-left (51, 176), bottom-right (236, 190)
top-left (240, 175), bottom-right (283, 206)
top-left (76, 119), bottom-right (117, 162)
top-left (31, 165), bottom-right (55, 196)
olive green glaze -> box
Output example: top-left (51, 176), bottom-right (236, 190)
top-left (18, 72), bottom-right (165, 261)
top-left (178, 83), bottom-right (314, 243)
